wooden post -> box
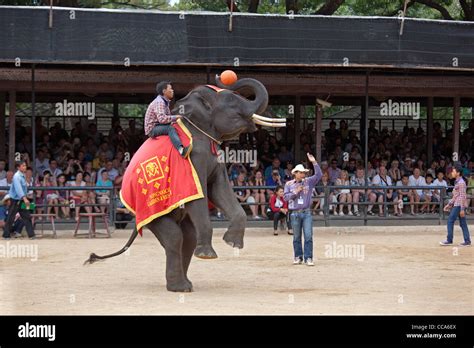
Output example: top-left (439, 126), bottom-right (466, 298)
top-left (0, 93), bottom-right (5, 161)
top-left (427, 97), bottom-right (434, 164)
top-left (315, 100), bottom-right (322, 163)
top-left (294, 96), bottom-right (301, 163)
top-left (453, 97), bottom-right (460, 161)
top-left (8, 91), bottom-right (16, 170)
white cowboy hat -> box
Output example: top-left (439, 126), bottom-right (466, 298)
top-left (291, 164), bottom-right (310, 174)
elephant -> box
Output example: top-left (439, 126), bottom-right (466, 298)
top-left (85, 75), bottom-right (285, 292)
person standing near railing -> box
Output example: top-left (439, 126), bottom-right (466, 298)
top-left (2, 161), bottom-right (35, 240)
top-left (284, 153), bottom-right (322, 266)
top-left (440, 163), bottom-right (471, 247)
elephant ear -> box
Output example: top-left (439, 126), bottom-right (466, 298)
top-left (173, 86), bottom-right (216, 121)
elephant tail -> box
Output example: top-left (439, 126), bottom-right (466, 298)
top-left (83, 227), bottom-right (139, 265)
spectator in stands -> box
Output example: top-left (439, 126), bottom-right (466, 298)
top-left (419, 173), bottom-right (437, 214)
top-left (35, 149), bottom-right (50, 174)
top-left (249, 171), bottom-right (267, 219)
top-left (467, 170), bottom-right (474, 215)
top-left (56, 174), bottom-right (70, 219)
top-left (83, 161), bottom-right (96, 181)
top-left (284, 162), bottom-right (294, 182)
top-left (84, 137), bottom-right (98, 160)
top-left (114, 167), bottom-right (125, 188)
top-left (231, 171), bottom-right (255, 218)
top-left (401, 157), bottom-right (413, 177)
top-left (426, 160), bottom-right (439, 178)
top-left (96, 141), bottom-right (114, 162)
top-left (43, 170), bottom-right (60, 219)
top-left (278, 145), bottom-right (293, 167)
top-left (313, 171), bottom-right (332, 216)
top-left (409, 168), bottom-right (426, 214)
top-left (265, 169), bottom-right (283, 197)
top-left (328, 159), bottom-right (341, 184)
top-left (98, 160), bottom-right (119, 182)
top-left (388, 159), bottom-right (402, 183)
top-left (115, 189), bottom-right (133, 229)
top-left (334, 170), bottom-right (352, 216)
top-left (68, 171), bottom-right (89, 221)
top-left (48, 159), bottom-right (62, 178)
top-left (264, 158), bottom-right (284, 182)
top-left (350, 167), bottom-right (370, 217)
top-left (260, 142), bottom-right (276, 169)
top-left (63, 158), bottom-right (83, 181)
top-left (88, 123), bottom-right (102, 146)
top-left (416, 159), bottom-right (426, 176)
top-left (0, 170), bottom-right (13, 195)
top-left (228, 163), bottom-right (247, 182)
top-left (396, 174), bottom-right (415, 216)
top-left (368, 165), bottom-right (394, 216)
top-left (92, 151), bottom-right (107, 171)
top-left (124, 119), bottom-right (144, 154)
top-left (96, 170), bottom-right (113, 214)
top-left (342, 158), bottom-right (357, 178)
top-left (269, 185), bottom-right (292, 235)
top-left (0, 160), bottom-right (6, 180)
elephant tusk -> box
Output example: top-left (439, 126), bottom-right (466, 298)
top-left (252, 114), bottom-right (286, 123)
top-left (253, 118), bottom-right (286, 127)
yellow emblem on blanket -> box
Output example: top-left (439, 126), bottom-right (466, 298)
top-left (140, 156), bottom-right (165, 184)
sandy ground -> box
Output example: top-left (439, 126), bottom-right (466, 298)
top-left (1, 225), bottom-right (473, 315)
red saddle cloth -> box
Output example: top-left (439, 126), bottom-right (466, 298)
top-left (120, 119), bottom-right (204, 235)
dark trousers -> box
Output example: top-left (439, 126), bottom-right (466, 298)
top-left (269, 211), bottom-right (292, 230)
top-left (150, 124), bottom-right (183, 152)
top-left (2, 199), bottom-right (35, 238)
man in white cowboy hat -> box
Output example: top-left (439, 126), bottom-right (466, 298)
top-left (284, 153), bottom-right (322, 266)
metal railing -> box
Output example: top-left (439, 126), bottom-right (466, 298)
top-left (1, 184), bottom-right (472, 228)
top-left (229, 184), bottom-right (474, 226)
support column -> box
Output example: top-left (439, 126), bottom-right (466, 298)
top-left (427, 97), bottom-right (434, 164)
top-left (294, 96), bottom-right (301, 163)
top-left (8, 91), bottom-right (16, 170)
top-left (453, 97), bottom-right (460, 161)
top-left (0, 93), bottom-right (5, 161)
top-left (315, 99), bottom-right (322, 163)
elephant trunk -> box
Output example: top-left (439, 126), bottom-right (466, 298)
top-left (215, 76), bottom-right (269, 115)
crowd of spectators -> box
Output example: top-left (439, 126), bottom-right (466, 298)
top-left (229, 118), bottom-right (474, 218)
top-left (0, 117), bottom-right (141, 228)
top-left (0, 116), bottom-right (473, 227)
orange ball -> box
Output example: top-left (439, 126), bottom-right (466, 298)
top-left (220, 70), bottom-right (238, 85)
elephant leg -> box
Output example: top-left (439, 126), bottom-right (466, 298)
top-left (147, 217), bottom-right (193, 292)
top-left (209, 170), bottom-right (247, 249)
top-left (186, 199), bottom-right (218, 259)
top-left (180, 216), bottom-right (197, 284)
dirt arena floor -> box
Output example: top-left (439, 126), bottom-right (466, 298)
top-left (1, 225), bottom-right (473, 315)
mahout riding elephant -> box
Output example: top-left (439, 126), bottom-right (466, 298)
top-left (85, 75), bottom-right (285, 292)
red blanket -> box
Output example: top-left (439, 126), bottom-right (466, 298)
top-left (120, 119), bottom-right (204, 234)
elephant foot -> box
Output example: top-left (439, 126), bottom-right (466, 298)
top-left (194, 244), bottom-right (218, 259)
top-left (167, 279), bottom-right (193, 292)
top-left (223, 230), bottom-right (244, 249)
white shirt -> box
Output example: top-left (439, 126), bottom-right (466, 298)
top-left (432, 179), bottom-right (448, 197)
top-left (409, 175), bottom-right (426, 196)
top-left (35, 158), bottom-right (50, 174)
top-left (372, 175), bottom-right (392, 187)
